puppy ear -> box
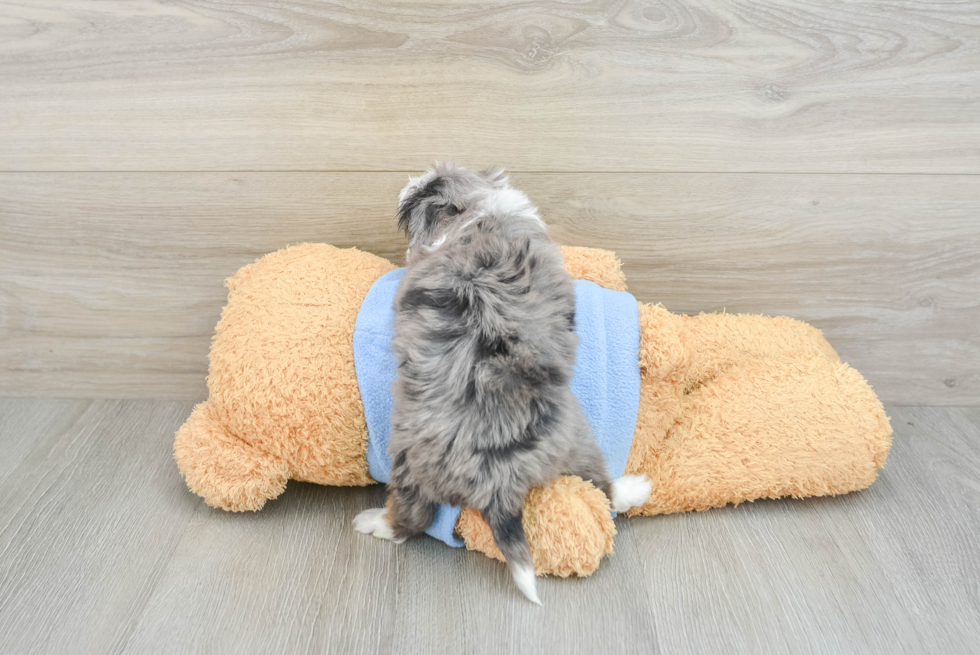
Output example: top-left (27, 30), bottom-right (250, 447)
top-left (397, 193), bottom-right (416, 234)
top-left (398, 175), bottom-right (445, 235)
top-left (480, 166), bottom-right (506, 183)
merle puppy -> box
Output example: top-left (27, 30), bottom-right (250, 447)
top-left (354, 164), bottom-right (650, 603)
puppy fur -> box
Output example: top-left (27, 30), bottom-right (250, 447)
top-left (355, 164), bottom-right (648, 603)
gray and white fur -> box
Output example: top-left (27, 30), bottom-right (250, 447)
top-left (354, 164), bottom-right (651, 604)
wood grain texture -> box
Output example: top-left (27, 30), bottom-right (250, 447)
top-left (0, 401), bottom-right (978, 654)
top-left (2, 172), bottom-right (977, 404)
top-left (0, 400), bottom-right (200, 655)
top-left (1, 0), bottom-right (979, 172)
top-left (0, 398), bottom-right (87, 479)
top-left (626, 405), bottom-right (980, 654)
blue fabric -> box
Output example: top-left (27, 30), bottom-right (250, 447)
top-left (353, 268), bottom-right (640, 548)
top-left (567, 280), bottom-right (641, 481)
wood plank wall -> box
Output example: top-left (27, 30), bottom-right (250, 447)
top-left (1, 1), bottom-right (978, 404)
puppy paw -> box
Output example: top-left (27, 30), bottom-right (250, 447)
top-left (611, 474), bottom-right (652, 512)
top-left (353, 508), bottom-right (406, 543)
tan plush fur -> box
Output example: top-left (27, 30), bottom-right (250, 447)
top-left (625, 307), bottom-right (891, 516)
top-left (556, 245), bottom-right (628, 292)
top-left (174, 244), bottom-right (394, 511)
top-left (174, 243), bottom-right (891, 576)
top-left (455, 476), bottom-right (616, 577)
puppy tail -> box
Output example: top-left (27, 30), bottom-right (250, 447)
top-left (485, 507), bottom-right (540, 605)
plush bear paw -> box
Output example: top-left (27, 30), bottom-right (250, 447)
top-left (173, 402), bottom-right (290, 512)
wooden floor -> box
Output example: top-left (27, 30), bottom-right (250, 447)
top-left (0, 399), bottom-right (977, 654)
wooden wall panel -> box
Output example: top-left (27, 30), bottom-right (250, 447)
top-left (0, 0), bottom-right (979, 172)
top-left (1, 172), bottom-right (976, 404)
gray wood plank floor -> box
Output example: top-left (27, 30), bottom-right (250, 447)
top-left (0, 400), bottom-right (977, 654)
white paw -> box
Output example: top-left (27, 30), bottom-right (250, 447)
top-left (353, 508), bottom-right (405, 544)
top-left (511, 563), bottom-right (541, 605)
top-left (611, 474), bottom-right (652, 512)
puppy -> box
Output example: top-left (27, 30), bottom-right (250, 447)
top-left (354, 164), bottom-right (651, 603)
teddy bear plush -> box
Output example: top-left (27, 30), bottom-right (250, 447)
top-left (174, 243), bottom-right (891, 577)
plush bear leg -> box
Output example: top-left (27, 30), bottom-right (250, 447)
top-left (633, 354), bottom-right (892, 516)
top-left (174, 402), bottom-right (289, 512)
top-left (680, 312), bottom-right (841, 390)
top-left (454, 476), bottom-right (616, 578)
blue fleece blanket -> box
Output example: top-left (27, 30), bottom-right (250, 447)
top-left (353, 267), bottom-right (640, 547)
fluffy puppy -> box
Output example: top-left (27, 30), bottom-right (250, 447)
top-left (354, 164), bottom-right (650, 603)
